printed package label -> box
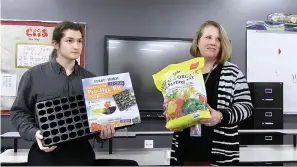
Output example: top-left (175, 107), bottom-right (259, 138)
top-left (82, 72), bottom-right (141, 132)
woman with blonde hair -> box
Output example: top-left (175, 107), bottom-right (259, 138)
top-left (169, 20), bottom-right (253, 166)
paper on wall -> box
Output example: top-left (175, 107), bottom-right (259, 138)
top-left (0, 73), bottom-right (17, 96)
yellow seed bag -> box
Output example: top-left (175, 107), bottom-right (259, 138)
top-left (152, 57), bottom-right (211, 130)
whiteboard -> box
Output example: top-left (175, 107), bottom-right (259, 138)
top-left (15, 43), bottom-right (80, 68)
top-left (16, 43), bottom-right (54, 68)
top-left (247, 30), bottom-right (297, 114)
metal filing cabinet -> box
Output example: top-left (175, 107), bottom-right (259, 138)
top-left (239, 82), bottom-right (283, 145)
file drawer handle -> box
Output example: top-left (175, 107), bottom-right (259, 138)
top-left (265, 88), bottom-right (272, 93)
top-left (265, 136), bottom-right (273, 140)
top-left (265, 112), bottom-right (272, 117)
top-left (262, 98), bottom-right (273, 101)
top-left (262, 122), bottom-right (273, 125)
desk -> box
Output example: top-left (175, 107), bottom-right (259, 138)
top-left (132, 130), bottom-right (297, 147)
top-left (108, 131), bottom-right (172, 154)
top-left (0, 131), bottom-right (136, 153)
top-left (2, 129), bottom-right (296, 153)
top-left (1, 145), bottom-right (297, 165)
top-left (239, 145), bottom-right (297, 164)
top-left (0, 132), bottom-right (19, 152)
top-left (239, 129), bottom-right (297, 147)
top-left (0, 148), bottom-right (170, 165)
top-left (281, 130), bottom-right (297, 148)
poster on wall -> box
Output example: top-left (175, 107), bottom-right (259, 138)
top-left (0, 19), bottom-right (86, 115)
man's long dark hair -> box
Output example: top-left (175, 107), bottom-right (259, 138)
top-left (50, 21), bottom-right (84, 60)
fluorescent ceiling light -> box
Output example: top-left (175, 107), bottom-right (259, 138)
top-left (140, 48), bottom-right (162, 52)
top-left (147, 44), bottom-right (174, 48)
top-left (109, 41), bottom-right (121, 44)
top-left (108, 46), bottom-right (116, 49)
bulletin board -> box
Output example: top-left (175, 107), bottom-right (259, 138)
top-left (0, 19), bottom-right (86, 115)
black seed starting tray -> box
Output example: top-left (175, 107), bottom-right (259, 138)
top-left (35, 94), bottom-right (93, 146)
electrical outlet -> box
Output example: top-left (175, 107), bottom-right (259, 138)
top-left (144, 140), bottom-right (154, 148)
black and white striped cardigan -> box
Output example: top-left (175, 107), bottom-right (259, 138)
top-left (170, 61), bottom-right (254, 166)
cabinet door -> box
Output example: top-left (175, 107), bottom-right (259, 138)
top-left (253, 109), bottom-right (283, 129)
top-left (253, 134), bottom-right (283, 145)
top-left (253, 83), bottom-right (283, 109)
top-left (239, 133), bottom-right (283, 145)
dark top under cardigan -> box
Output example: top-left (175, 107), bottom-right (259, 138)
top-left (170, 61), bottom-right (254, 166)
top-left (176, 64), bottom-right (223, 163)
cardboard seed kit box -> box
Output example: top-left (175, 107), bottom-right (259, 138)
top-left (82, 72), bottom-right (141, 132)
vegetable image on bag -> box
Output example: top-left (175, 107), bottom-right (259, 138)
top-left (152, 57), bottom-right (211, 131)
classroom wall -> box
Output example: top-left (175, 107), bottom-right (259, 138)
top-left (1, 0), bottom-right (297, 151)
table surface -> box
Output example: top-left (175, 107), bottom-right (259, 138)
top-left (1, 129), bottom-right (296, 164)
top-left (1, 145), bottom-right (297, 165)
top-left (239, 129), bottom-right (297, 134)
top-left (0, 132), bottom-right (19, 137)
top-left (2, 129), bottom-right (297, 138)
top-left (0, 131), bottom-right (136, 138)
top-left (239, 145), bottom-right (297, 163)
